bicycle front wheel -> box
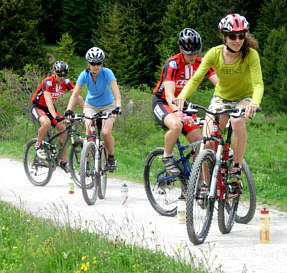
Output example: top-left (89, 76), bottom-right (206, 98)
top-left (80, 141), bottom-right (99, 205)
top-left (69, 138), bottom-right (83, 188)
top-left (23, 138), bottom-right (53, 186)
top-left (235, 159), bottom-right (256, 224)
top-left (186, 149), bottom-right (215, 245)
top-left (218, 188), bottom-right (239, 234)
top-left (144, 148), bottom-right (184, 217)
top-left (97, 142), bottom-right (108, 199)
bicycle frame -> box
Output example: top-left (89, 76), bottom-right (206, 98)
top-left (198, 112), bottom-right (238, 200)
top-left (45, 120), bottom-right (81, 165)
top-left (84, 113), bottom-right (109, 174)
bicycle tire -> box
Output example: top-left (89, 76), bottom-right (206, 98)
top-left (97, 142), bottom-right (108, 199)
top-left (144, 148), bottom-right (185, 217)
top-left (80, 141), bottom-right (99, 205)
top-left (186, 149), bottom-right (215, 245)
top-left (69, 138), bottom-right (83, 188)
top-left (235, 159), bottom-right (256, 224)
top-left (23, 138), bottom-right (53, 186)
top-left (218, 189), bottom-right (239, 234)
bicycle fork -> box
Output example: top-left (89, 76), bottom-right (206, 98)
top-left (208, 144), bottom-right (223, 200)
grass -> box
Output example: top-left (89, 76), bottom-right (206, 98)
top-left (0, 201), bottom-right (209, 273)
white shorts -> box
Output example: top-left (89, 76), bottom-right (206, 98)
top-left (209, 95), bottom-right (252, 111)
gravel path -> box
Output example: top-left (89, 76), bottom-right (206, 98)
top-left (0, 158), bottom-right (286, 273)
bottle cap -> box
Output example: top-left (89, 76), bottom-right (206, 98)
top-left (261, 208), bottom-right (269, 214)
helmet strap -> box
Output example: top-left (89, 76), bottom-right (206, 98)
top-left (224, 39), bottom-right (242, 54)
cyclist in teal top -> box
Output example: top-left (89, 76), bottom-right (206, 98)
top-left (177, 14), bottom-right (264, 185)
top-left (66, 47), bottom-right (122, 171)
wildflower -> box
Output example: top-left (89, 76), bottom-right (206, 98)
top-left (13, 246), bottom-right (18, 249)
top-left (63, 252), bottom-right (68, 259)
top-left (81, 256), bottom-right (87, 261)
top-left (93, 256), bottom-right (97, 264)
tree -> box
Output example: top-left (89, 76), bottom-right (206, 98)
top-left (61, 0), bottom-right (104, 55)
top-left (0, 0), bottom-right (46, 70)
top-left (38, 0), bottom-right (63, 43)
top-left (261, 27), bottom-right (287, 112)
top-left (98, 3), bottom-right (131, 85)
top-left (255, 0), bottom-right (287, 53)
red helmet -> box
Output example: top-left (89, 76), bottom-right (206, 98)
top-left (218, 14), bottom-right (249, 34)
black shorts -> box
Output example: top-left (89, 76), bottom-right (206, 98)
top-left (30, 103), bottom-right (61, 128)
top-left (152, 96), bottom-right (199, 136)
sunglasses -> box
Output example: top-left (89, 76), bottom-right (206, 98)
top-left (89, 62), bottom-right (103, 66)
top-left (228, 33), bottom-right (245, 41)
top-left (56, 73), bottom-right (67, 78)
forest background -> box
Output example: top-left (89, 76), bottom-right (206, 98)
top-left (0, 0), bottom-right (287, 112)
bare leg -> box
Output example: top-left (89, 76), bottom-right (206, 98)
top-left (101, 119), bottom-right (115, 156)
top-left (163, 113), bottom-right (182, 155)
top-left (37, 116), bottom-right (51, 145)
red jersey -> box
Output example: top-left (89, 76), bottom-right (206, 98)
top-left (153, 53), bottom-right (216, 100)
top-left (31, 75), bottom-right (74, 107)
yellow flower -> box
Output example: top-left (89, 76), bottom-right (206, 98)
top-left (13, 246), bottom-right (18, 249)
top-left (93, 256), bottom-right (97, 264)
top-left (81, 256), bottom-right (87, 261)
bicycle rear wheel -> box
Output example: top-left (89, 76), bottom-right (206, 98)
top-left (186, 149), bottom-right (215, 245)
top-left (80, 141), bottom-right (99, 205)
top-left (97, 142), bottom-right (108, 199)
top-left (69, 138), bottom-right (83, 188)
top-left (23, 138), bottom-right (53, 186)
top-left (144, 148), bottom-right (184, 217)
top-left (235, 159), bottom-right (256, 224)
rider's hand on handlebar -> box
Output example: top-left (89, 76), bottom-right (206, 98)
top-left (112, 106), bottom-right (122, 116)
top-left (172, 98), bottom-right (186, 112)
top-left (245, 104), bottom-right (258, 119)
top-left (64, 109), bottom-right (75, 119)
top-left (55, 116), bottom-right (65, 123)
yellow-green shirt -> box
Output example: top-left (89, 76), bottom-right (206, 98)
top-left (178, 45), bottom-right (264, 105)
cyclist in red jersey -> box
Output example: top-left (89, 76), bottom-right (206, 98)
top-left (152, 28), bottom-right (217, 175)
top-left (30, 61), bottom-right (84, 171)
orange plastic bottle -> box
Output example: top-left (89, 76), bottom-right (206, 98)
top-left (260, 208), bottom-right (270, 243)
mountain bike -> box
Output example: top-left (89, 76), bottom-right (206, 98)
top-left (144, 108), bottom-right (203, 217)
top-left (185, 103), bottom-right (259, 245)
top-left (24, 114), bottom-right (84, 187)
top-left (80, 111), bottom-right (112, 205)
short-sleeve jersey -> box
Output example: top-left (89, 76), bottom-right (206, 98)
top-left (31, 75), bottom-right (74, 107)
top-left (153, 53), bottom-right (216, 100)
top-left (77, 67), bottom-right (116, 107)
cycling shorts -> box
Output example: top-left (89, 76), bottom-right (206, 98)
top-left (30, 103), bottom-right (61, 128)
top-left (152, 95), bottom-right (200, 136)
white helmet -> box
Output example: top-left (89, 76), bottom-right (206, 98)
top-left (85, 47), bottom-right (105, 63)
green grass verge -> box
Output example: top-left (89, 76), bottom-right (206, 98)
top-left (0, 201), bottom-right (206, 273)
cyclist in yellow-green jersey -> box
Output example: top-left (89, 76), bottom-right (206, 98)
top-left (177, 14), bottom-right (264, 184)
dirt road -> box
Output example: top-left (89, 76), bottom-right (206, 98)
top-left (0, 158), bottom-right (286, 273)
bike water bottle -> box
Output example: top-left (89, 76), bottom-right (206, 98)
top-left (121, 183), bottom-right (128, 206)
top-left (260, 208), bottom-right (270, 244)
top-left (177, 196), bottom-right (186, 224)
top-left (68, 180), bottom-right (74, 194)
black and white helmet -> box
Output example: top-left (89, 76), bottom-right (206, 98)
top-left (85, 47), bottom-right (105, 63)
top-left (178, 28), bottom-right (202, 55)
top-left (53, 60), bottom-right (69, 74)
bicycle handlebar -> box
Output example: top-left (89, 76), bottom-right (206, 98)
top-left (184, 102), bottom-right (261, 118)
